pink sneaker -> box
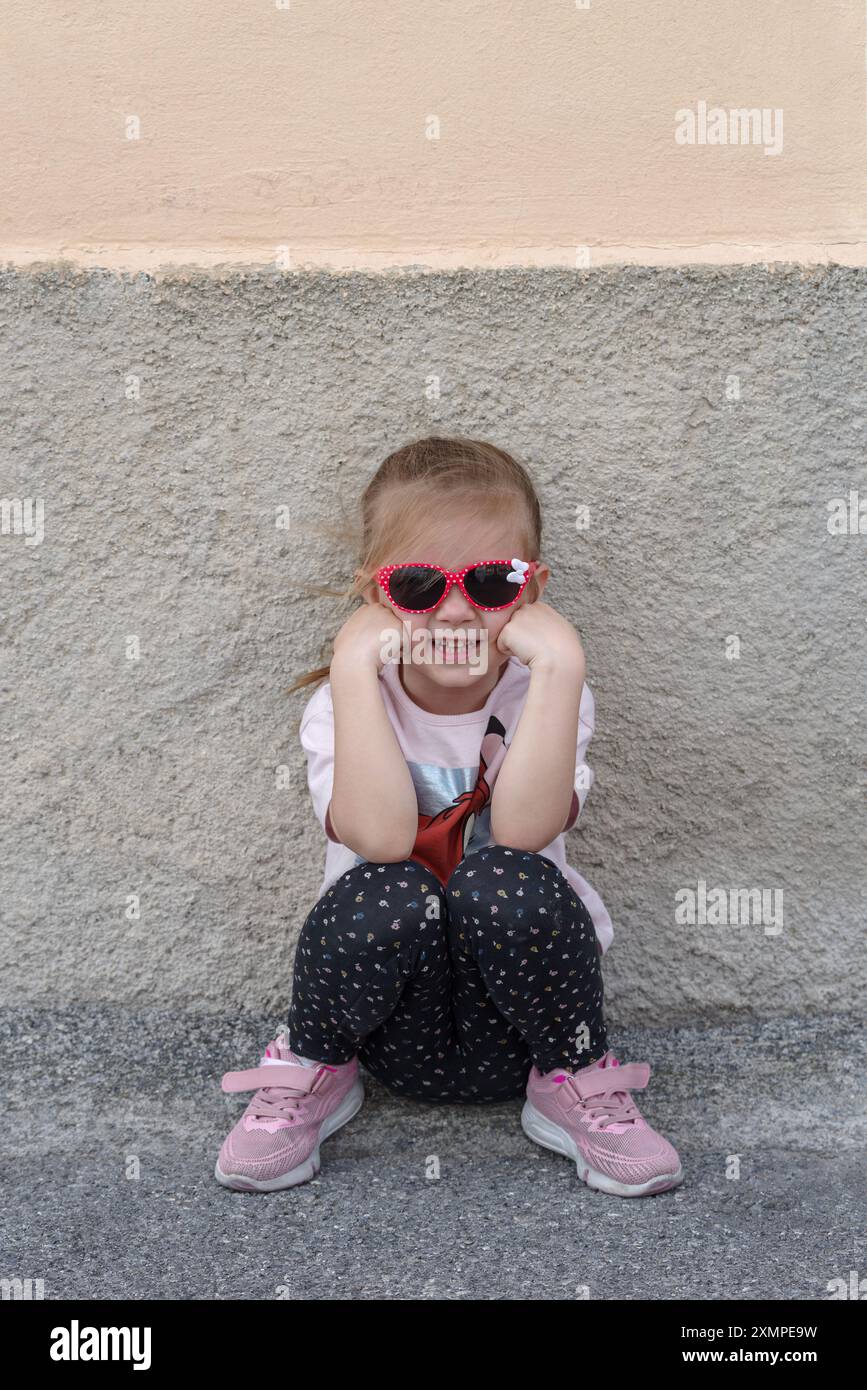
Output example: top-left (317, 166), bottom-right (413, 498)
top-left (522, 1050), bottom-right (683, 1197)
top-left (214, 1031), bottom-right (364, 1192)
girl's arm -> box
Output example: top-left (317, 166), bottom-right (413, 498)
top-left (489, 603), bottom-right (586, 853)
top-left (328, 606), bottom-right (419, 862)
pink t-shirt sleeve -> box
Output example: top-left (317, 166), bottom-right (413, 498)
top-left (299, 698), bottom-right (342, 843)
top-left (561, 680), bottom-right (597, 834)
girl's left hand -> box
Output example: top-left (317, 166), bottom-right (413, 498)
top-left (495, 600), bottom-right (586, 677)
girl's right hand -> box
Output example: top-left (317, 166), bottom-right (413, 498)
top-left (331, 600), bottom-right (406, 674)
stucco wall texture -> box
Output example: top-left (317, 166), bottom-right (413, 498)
top-left (0, 263), bottom-right (864, 1023)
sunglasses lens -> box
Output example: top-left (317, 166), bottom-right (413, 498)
top-left (462, 563), bottom-right (520, 608)
top-left (387, 565), bottom-right (447, 610)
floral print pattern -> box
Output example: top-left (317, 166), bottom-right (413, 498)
top-left (287, 845), bottom-right (608, 1104)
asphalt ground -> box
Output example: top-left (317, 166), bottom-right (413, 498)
top-left (1, 1006), bottom-right (863, 1300)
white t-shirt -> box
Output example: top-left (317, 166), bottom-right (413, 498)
top-left (298, 656), bottom-right (614, 955)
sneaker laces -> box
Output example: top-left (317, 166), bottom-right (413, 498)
top-left (250, 1048), bottom-right (319, 1124)
top-left (249, 1082), bottom-right (310, 1124)
top-left (560, 1053), bottom-right (642, 1129)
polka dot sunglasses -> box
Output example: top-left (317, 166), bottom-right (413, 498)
top-left (376, 557), bottom-right (539, 613)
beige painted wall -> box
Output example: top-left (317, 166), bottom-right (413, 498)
top-left (1, 0), bottom-right (865, 270)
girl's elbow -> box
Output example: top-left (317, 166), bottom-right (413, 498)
top-left (491, 824), bottom-right (549, 855)
top-left (491, 813), bottom-right (563, 854)
top-left (347, 824), bottom-right (417, 864)
top-left (377, 834), bottom-right (418, 863)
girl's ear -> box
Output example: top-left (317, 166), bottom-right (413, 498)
top-left (528, 562), bottom-right (550, 600)
top-left (356, 569), bottom-right (379, 605)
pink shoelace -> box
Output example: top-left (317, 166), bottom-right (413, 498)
top-left (555, 1054), bottom-right (643, 1130)
top-left (249, 1084), bottom-right (311, 1125)
top-left (248, 1051), bottom-right (334, 1126)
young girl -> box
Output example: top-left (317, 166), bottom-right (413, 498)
top-left (215, 437), bottom-right (683, 1198)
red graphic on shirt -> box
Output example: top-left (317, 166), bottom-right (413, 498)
top-left (409, 716), bottom-right (507, 886)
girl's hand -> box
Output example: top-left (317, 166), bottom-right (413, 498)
top-left (495, 601), bottom-right (586, 679)
top-left (332, 601), bottom-right (407, 674)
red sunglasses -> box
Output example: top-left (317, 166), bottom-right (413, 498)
top-left (376, 557), bottom-right (539, 614)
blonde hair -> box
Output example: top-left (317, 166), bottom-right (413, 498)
top-left (286, 435), bottom-right (543, 699)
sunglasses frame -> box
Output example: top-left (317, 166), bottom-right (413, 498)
top-left (376, 558), bottom-right (540, 614)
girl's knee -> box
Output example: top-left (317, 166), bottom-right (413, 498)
top-left (447, 846), bottom-right (578, 938)
top-left (311, 858), bottom-right (448, 950)
top-left (447, 845), bottom-right (549, 901)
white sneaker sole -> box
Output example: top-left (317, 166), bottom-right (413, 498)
top-left (214, 1078), bottom-right (365, 1193)
top-left (521, 1100), bottom-right (683, 1198)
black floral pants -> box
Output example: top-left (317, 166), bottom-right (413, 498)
top-left (287, 844), bottom-right (608, 1103)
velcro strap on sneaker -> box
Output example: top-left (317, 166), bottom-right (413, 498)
top-left (221, 1062), bottom-right (319, 1094)
top-left (572, 1061), bottom-right (650, 1100)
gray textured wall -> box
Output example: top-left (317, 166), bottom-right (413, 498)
top-left (1, 264), bottom-right (864, 1024)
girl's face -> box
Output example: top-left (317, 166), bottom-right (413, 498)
top-left (363, 511), bottom-right (550, 693)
